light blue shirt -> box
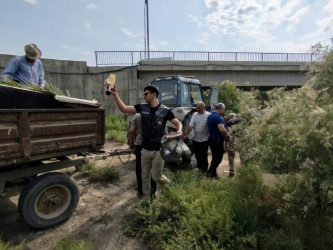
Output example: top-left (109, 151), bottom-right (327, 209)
top-left (2, 56), bottom-right (45, 86)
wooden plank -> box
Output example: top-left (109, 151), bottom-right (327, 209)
top-left (29, 134), bottom-right (97, 155)
top-left (0, 143), bottom-right (20, 157)
top-left (0, 124), bottom-right (19, 139)
top-left (29, 111), bottom-right (99, 122)
top-left (30, 121), bottom-right (97, 137)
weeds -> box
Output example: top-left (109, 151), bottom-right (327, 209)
top-left (82, 163), bottom-right (119, 183)
top-left (127, 168), bottom-right (265, 249)
top-left (55, 237), bottom-right (92, 250)
top-left (0, 238), bottom-right (24, 250)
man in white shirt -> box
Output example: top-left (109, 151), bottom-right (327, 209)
top-left (184, 102), bottom-right (210, 172)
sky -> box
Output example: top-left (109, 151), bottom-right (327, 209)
top-left (0, 0), bottom-right (332, 66)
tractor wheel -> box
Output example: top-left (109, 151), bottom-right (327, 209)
top-left (18, 172), bottom-right (79, 229)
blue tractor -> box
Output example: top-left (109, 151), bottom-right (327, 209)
top-left (150, 76), bottom-right (218, 133)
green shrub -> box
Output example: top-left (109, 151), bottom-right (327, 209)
top-left (217, 81), bottom-right (241, 114)
top-left (127, 169), bottom-right (265, 249)
top-left (233, 49), bottom-right (333, 248)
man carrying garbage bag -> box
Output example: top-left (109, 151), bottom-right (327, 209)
top-left (160, 132), bottom-right (192, 169)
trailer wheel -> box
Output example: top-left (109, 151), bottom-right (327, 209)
top-left (18, 172), bottom-right (79, 229)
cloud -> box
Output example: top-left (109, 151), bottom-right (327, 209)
top-left (86, 3), bottom-right (98, 10)
top-left (23, 0), bottom-right (37, 4)
top-left (187, 14), bottom-right (203, 28)
top-left (201, 0), bottom-right (317, 49)
top-left (315, 0), bottom-right (333, 35)
top-left (238, 6), bottom-right (258, 15)
top-left (288, 6), bottom-right (310, 23)
top-left (121, 28), bottom-right (139, 38)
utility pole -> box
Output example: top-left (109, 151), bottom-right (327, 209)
top-left (145, 0), bottom-right (150, 60)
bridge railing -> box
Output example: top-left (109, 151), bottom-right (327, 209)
top-left (94, 51), bottom-right (323, 66)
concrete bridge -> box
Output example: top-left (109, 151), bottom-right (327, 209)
top-left (0, 52), bottom-right (316, 115)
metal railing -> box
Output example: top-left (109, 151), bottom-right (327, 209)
top-left (94, 51), bottom-right (323, 66)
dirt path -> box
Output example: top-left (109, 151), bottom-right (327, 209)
top-left (0, 140), bottom-right (238, 249)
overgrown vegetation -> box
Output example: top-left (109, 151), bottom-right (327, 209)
top-left (127, 48), bottom-right (333, 249)
top-left (217, 80), bottom-right (241, 115)
top-left (105, 114), bottom-right (129, 143)
top-left (82, 162), bottom-right (119, 183)
top-left (126, 168), bottom-right (271, 249)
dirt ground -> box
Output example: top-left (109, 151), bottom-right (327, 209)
top-left (0, 139), bottom-right (239, 250)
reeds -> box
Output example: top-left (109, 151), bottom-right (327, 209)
top-left (0, 75), bottom-right (69, 96)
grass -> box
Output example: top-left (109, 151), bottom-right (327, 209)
top-left (0, 238), bottom-right (24, 250)
top-left (105, 114), bottom-right (129, 143)
top-left (125, 167), bottom-right (290, 249)
top-left (82, 162), bottom-right (120, 183)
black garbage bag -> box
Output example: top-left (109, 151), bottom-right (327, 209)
top-left (160, 133), bottom-right (192, 166)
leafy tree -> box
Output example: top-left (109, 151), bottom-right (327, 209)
top-left (233, 47), bottom-right (333, 248)
top-left (217, 80), bottom-right (241, 115)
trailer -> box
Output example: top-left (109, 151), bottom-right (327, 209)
top-left (0, 84), bottom-right (128, 229)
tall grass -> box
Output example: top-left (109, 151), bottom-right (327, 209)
top-left (126, 167), bottom-right (269, 249)
top-left (105, 115), bottom-right (129, 143)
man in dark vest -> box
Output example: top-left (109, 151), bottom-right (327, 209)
top-left (108, 84), bottom-right (182, 198)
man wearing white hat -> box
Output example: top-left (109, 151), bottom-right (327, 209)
top-left (2, 43), bottom-right (45, 86)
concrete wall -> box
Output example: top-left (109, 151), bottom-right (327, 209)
top-left (137, 61), bottom-right (307, 88)
top-left (1, 54), bottom-right (308, 115)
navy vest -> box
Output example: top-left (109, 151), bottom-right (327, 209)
top-left (140, 103), bottom-right (169, 150)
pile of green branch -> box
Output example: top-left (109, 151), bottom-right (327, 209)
top-left (0, 75), bottom-right (69, 96)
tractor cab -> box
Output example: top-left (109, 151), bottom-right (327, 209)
top-left (150, 76), bottom-right (218, 132)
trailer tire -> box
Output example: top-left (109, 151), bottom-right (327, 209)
top-left (18, 172), bottom-right (79, 229)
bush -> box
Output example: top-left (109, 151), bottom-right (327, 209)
top-left (127, 169), bottom-right (266, 249)
top-left (233, 49), bottom-right (333, 248)
top-left (217, 81), bottom-right (241, 115)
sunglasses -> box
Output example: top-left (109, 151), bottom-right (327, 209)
top-left (143, 92), bottom-right (152, 96)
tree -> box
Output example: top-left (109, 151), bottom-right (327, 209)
top-left (217, 81), bottom-right (241, 115)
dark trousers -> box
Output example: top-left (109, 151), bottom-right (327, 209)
top-left (207, 137), bottom-right (225, 177)
top-left (135, 145), bottom-right (156, 196)
top-left (192, 140), bottom-right (209, 172)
